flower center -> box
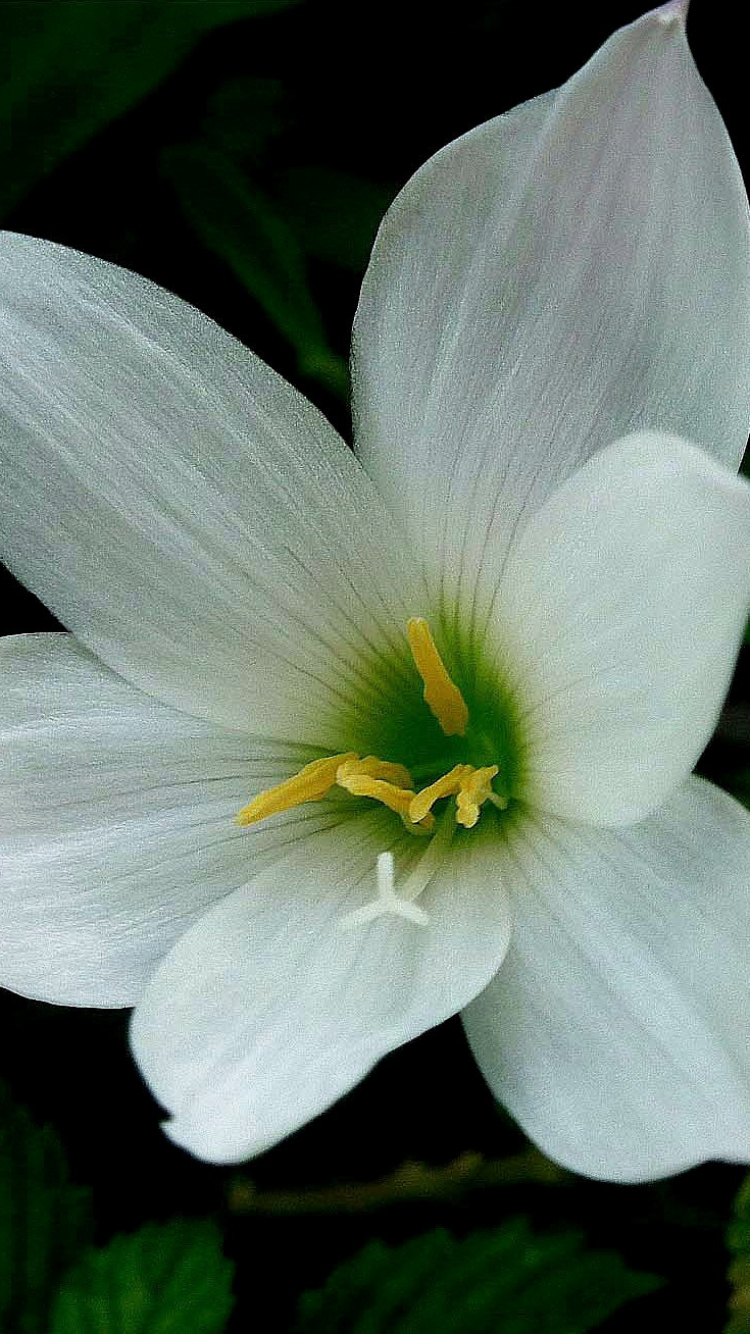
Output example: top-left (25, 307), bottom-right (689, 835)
top-left (236, 617), bottom-right (509, 836)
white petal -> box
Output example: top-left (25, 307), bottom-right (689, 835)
top-left (130, 813), bottom-right (511, 1162)
top-left (463, 777), bottom-right (750, 1182)
top-left (352, 4), bottom-right (750, 625)
top-left (495, 433), bottom-right (750, 825)
top-left (0, 234), bottom-right (424, 748)
top-left (0, 634), bottom-right (339, 1006)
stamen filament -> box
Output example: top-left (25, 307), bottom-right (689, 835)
top-left (406, 617), bottom-right (469, 737)
top-left (486, 791), bottom-right (509, 811)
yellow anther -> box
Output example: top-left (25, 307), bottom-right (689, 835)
top-left (236, 752), bottom-right (356, 826)
top-left (406, 617), bottom-right (469, 738)
top-left (409, 764), bottom-right (471, 824)
top-left (410, 763), bottom-right (502, 828)
top-left (235, 616), bottom-right (505, 841)
top-left (336, 756), bottom-right (413, 789)
top-left (455, 765), bottom-right (500, 829)
top-left (336, 763), bottom-right (435, 833)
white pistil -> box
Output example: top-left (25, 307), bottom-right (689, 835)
top-left (339, 851), bottom-right (430, 930)
top-left (338, 814), bottom-right (456, 932)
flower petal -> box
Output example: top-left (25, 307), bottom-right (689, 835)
top-left (0, 234), bottom-right (423, 747)
top-left (352, 4), bottom-right (750, 624)
top-left (130, 813), bottom-right (510, 1163)
top-left (0, 633), bottom-right (338, 1006)
top-left (495, 432), bottom-right (750, 825)
top-left (463, 777), bottom-right (750, 1182)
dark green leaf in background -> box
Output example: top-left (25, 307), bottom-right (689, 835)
top-left (275, 166), bottom-right (394, 273)
top-left (200, 75), bottom-right (288, 165)
top-left (48, 1219), bottom-right (235, 1334)
top-left (294, 1217), bottom-right (662, 1334)
top-left (162, 79), bottom-right (394, 399)
top-left (726, 1172), bottom-right (750, 1331)
top-left (163, 143), bottom-right (349, 397)
top-left (0, 1080), bottom-right (93, 1334)
top-left (0, 0), bottom-right (299, 219)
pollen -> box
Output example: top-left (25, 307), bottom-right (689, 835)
top-left (406, 616), bottom-right (469, 737)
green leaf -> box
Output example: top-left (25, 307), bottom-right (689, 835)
top-left (295, 1218), bottom-right (662, 1334)
top-left (0, 1080), bottom-right (93, 1334)
top-left (0, 0), bottom-right (298, 218)
top-left (49, 1219), bottom-right (235, 1334)
top-left (162, 143), bottom-right (348, 397)
top-left (200, 76), bottom-right (287, 165)
top-left (275, 166), bottom-right (394, 272)
top-left (726, 1172), bottom-right (750, 1331)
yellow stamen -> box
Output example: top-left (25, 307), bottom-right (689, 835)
top-left (235, 752), bottom-right (356, 826)
top-left (336, 756), bottom-right (414, 789)
top-left (336, 758), bottom-right (435, 833)
top-left (409, 764), bottom-right (470, 823)
top-left (410, 762), bottom-right (502, 828)
top-left (235, 621), bottom-right (505, 840)
top-left (406, 617), bottom-right (469, 737)
top-left (455, 764), bottom-right (500, 829)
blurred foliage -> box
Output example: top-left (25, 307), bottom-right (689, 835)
top-left (0, 1081), bottom-right (93, 1334)
top-left (294, 1220), bottom-right (662, 1334)
top-left (162, 143), bottom-right (349, 395)
top-left (0, 0), bottom-right (299, 218)
top-left (276, 167), bottom-right (392, 272)
top-left (227, 1148), bottom-right (567, 1215)
top-left (0, 0), bottom-right (391, 404)
top-left (0, 1078), bottom-right (668, 1334)
top-left (159, 58), bottom-right (391, 397)
top-left (0, 1079), bottom-right (234, 1334)
top-left (49, 1220), bottom-right (235, 1334)
top-left (726, 1174), bottom-right (750, 1332)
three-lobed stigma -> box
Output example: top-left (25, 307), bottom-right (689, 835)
top-left (236, 617), bottom-right (506, 835)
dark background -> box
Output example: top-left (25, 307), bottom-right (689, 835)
top-left (1, 2), bottom-right (748, 1328)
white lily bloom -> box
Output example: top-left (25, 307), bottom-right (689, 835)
top-left (2, 1), bottom-right (750, 1181)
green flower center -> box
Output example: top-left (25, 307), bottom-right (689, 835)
top-left (236, 617), bottom-right (524, 838)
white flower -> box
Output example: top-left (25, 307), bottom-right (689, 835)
top-left (2, 1), bottom-right (750, 1182)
